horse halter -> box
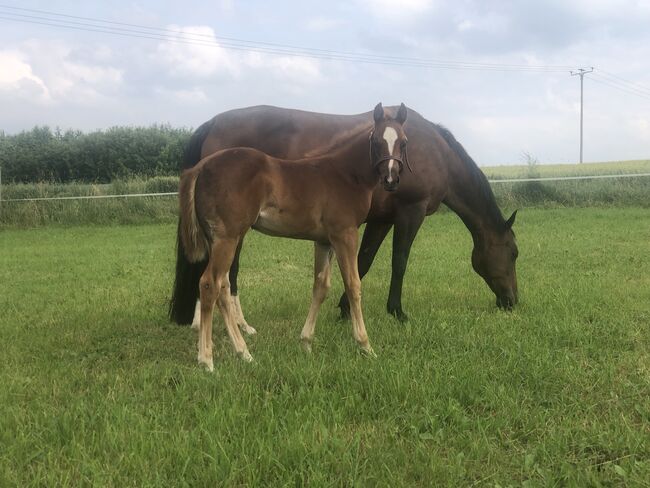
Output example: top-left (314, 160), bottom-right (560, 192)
top-left (369, 130), bottom-right (413, 173)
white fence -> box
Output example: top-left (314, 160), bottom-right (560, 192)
top-left (1, 172), bottom-right (650, 203)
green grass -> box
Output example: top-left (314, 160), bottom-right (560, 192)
top-left (1, 208), bottom-right (649, 486)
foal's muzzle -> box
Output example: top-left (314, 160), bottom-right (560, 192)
top-left (383, 177), bottom-right (399, 192)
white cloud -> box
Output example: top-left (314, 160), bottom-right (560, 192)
top-left (154, 87), bottom-right (209, 103)
top-left (357, 0), bottom-right (435, 20)
top-left (0, 50), bottom-right (50, 102)
top-left (155, 25), bottom-right (240, 78)
top-left (156, 25), bottom-right (323, 84)
top-left (304, 17), bottom-right (346, 32)
top-left (1, 42), bottom-right (123, 106)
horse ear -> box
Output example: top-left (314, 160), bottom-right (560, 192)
top-left (504, 210), bottom-right (517, 230)
top-left (396, 103), bottom-right (408, 125)
top-left (373, 103), bottom-right (384, 123)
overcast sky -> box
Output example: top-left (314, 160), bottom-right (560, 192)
top-left (1, 0), bottom-right (649, 165)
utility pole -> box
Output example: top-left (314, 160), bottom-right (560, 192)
top-left (570, 67), bottom-right (593, 163)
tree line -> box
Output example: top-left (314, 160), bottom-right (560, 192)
top-left (0, 125), bottom-right (192, 183)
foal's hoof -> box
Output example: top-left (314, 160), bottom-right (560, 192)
top-left (198, 357), bottom-right (214, 372)
top-left (239, 350), bottom-right (254, 362)
top-left (239, 323), bottom-right (257, 336)
top-left (300, 338), bottom-right (313, 354)
top-left (190, 321), bottom-right (200, 330)
top-left (360, 345), bottom-right (377, 358)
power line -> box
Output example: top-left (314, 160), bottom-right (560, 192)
top-left (0, 5), bottom-right (573, 73)
top-left (596, 69), bottom-right (650, 96)
top-left (589, 75), bottom-right (650, 102)
top-left (590, 73), bottom-right (650, 100)
top-left (0, 4), bottom-right (576, 70)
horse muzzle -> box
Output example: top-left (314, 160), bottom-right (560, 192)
top-left (496, 290), bottom-right (518, 310)
top-left (383, 177), bottom-right (399, 192)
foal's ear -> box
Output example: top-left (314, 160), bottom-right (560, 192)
top-left (504, 210), bottom-right (517, 230)
top-left (373, 102), bottom-right (385, 123)
top-left (396, 102), bottom-right (408, 125)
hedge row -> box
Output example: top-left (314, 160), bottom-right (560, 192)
top-left (0, 125), bottom-right (192, 183)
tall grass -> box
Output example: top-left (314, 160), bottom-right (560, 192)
top-left (1, 162), bottom-right (649, 228)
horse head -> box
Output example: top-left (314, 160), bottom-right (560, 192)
top-left (370, 102), bottom-right (410, 192)
top-left (471, 210), bottom-right (519, 310)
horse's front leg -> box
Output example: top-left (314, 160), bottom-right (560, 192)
top-left (387, 206), bottom-right (426, 322)
top-left (331, 229), bottom-right (375, 357)
top-left (338, 221), bottom-right (392, 319)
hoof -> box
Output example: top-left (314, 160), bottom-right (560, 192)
top-left (239, 323), bottom-right (257, 336)
top-left (389, 309), bottom-right (408, 323)
top-left (198, 356), bottom-right (214, 372)
top-left (239, 350), bottom-right (254, 362)
top-left (360, 345), bottom-right (377, 358)
top-left (190, 321), bottom-right (200, 330)
top-left (300, 338), bottom-right (313, 353)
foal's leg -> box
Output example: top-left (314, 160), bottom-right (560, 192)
top-left (387, 207), bottom-right (426, 322)
top-left (229, 239), bottom-right (257, 336)
top-left (197, 237), bottom-right (251, 371)
top-left (300, 243), bottom-right (334, 353)
top-left (331, 230), bottom-right (375, 356)
top-left (338, 221), bottom-right (392, 319)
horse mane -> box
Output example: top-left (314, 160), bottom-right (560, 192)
top-left (434, 123), bottom-right (506, 230)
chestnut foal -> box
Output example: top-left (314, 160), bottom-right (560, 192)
top-left (178, 103), bottom-right (409, 371)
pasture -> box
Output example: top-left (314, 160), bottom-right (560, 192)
top-left (1, 207), bottom-right (649, 486)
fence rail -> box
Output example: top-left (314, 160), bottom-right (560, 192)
top-left (1, 172), bottom-right (650, 203)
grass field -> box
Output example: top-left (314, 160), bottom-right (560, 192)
top-left (1, 207), bottom-right (649, 486)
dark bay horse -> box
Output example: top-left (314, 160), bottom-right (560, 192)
top-left (170, 104), bottom-right (518, 329)
top-left (178, 103), bottom-right (408, 370)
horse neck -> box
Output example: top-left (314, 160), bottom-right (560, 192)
top-left (326, 131), bottom-right (377, 189)
top-left (444, 156), bottom-right (505, 247)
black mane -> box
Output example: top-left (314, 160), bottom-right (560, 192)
top-left (434, 124), bottom-right (506, 230)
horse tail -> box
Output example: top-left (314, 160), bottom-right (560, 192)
top-left (179, 169), bottom-right (210, 263)
top-left (182, 119), bottom-right (212, 170)
top-left (169, 120), bottom-right (214, 324)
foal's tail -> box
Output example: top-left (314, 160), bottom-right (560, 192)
top-left (178, 169), bottom-right (210, 263)
top-left (169, 121), bottom-right (213, 325)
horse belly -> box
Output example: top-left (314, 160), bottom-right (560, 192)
top-left (252, 206), bottom-right (325, 241)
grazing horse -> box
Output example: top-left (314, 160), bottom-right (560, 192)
top-left (178, 103), bottom-right (408, 371)
top-left (170, 104), bottom-right (518, 329)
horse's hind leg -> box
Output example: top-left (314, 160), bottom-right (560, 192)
top-left (331, 230), bottom-right (375, 357)
top-left (300, 243), bottom-right (334, 353)
top-left (198, 236), bottom-right (252, 371)
top-left (387, 206), bottom-right (426, 322)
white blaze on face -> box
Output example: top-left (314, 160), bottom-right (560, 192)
top-left (382, 126), bottom-right (399, 183)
